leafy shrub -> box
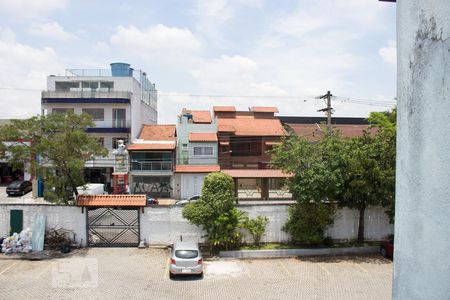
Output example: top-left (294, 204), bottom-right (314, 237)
top-left (243, 216), bottom-right (269, 246)
top-left (282, 202), bottom-right (335, 245)
top-left (183, 172), bottom-right (244, 250)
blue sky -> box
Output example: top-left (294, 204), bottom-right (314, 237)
top-left (0, 0), bottom-right (396, 123)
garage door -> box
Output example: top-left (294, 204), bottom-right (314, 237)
top-left (181, 173), bottom-right (206, 199)
top-left (87, 207), bottom-right (140, 247)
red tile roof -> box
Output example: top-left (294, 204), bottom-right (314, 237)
top-left (189, 132), bottom-right (218, 142)
top-left (76, 195), bottom-right (147, 207)
top-left (190, 110), bottom-right (212, 123)
top-left (217, 116), bottom-right (285, 136)
top-left (221, 169), bottom-right (292, 178)
top-left (127, 143), bottom-right (176, 150)
top-left (213, 106), bottom-right (236, 112)
top-left (250, 107), bottom-right (279, 113)
top-left (175, 165), bottom-right (220, 173)
top-left (286, 124), bottom-right (376, 141)
top-left (138, 125), bottom-right (176, 141)
top-left (218, 125), bottom-right (236, 132)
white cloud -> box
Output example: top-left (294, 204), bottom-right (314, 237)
top-left (27, 22), bottom-right (77, 41)
top-left (92, 41), bottom-right (110, 54)
top-left (0, 0), bottom-right (69, 19)
top-left (190, 55), bottom-right (258, 87)
top-left (110, 24), bottom-right (202, 66)
top-left (379, 40), bottom-right (397, 66)
top-left (0, 27), bottom-right (63, 118)
top-left (192, 0), bottom-right (263, 46)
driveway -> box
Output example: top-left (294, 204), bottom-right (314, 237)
top-left (0, 248), bottom-right (392, 299)
top-left (0, 186), bottom-right (51, 204)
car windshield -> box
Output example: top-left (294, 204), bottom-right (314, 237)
top-left (175, 250), bottom-right (198, 259)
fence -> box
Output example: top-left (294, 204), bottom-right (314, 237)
top-left (0, 204), bottom-right (393, 247)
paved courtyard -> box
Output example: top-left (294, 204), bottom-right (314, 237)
top-left (0, 248), bottom-right (392, 299)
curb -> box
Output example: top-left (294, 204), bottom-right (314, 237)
top-left (219, 246), bottom-right (379, 259)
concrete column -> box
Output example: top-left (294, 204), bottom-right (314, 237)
top-left (394, 1), bottom-right (450, 299)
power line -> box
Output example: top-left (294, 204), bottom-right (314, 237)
top-left (0, 86), bottom-right (396, 107)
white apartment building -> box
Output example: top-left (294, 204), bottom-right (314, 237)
top-left (41, 63), bottom-right (157, 188)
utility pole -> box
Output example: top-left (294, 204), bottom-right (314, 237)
top-left (317, 90), bottom-right (333, 133)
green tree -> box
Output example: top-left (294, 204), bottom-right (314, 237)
top-left (243, 216), bottom-right (269, 246)
top-left (272, 120), bottom-right (396, 243)
top-left (368, 108), bottom-right (397, 223)
top-left (339, 129), bottom-right (396, 241)
top-left (271, 132), bottom-right (345, 243)
top-left (182, 172), bottom-right (245, 250)
top-left (0, 112), bottom-right (108, 204)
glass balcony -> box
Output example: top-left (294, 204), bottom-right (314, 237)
top-left (130, 160), bottom-right (173, 172)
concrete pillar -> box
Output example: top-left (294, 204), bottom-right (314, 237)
top-left (394, 1), bottom-right (450, 299)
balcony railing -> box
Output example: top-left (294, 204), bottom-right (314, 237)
top-left (93, 119), bottom-right (130, 128)
top-left (42, 90), bottom-right (132, 99)
top-left (130, 160), bottom-right (173, 172)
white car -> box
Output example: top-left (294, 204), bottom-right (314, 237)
top-left (169, 242), bottom-right (203, 278)
top-left (174, 195), bottom-right (200, 206)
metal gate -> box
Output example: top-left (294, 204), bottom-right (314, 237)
top-left (87, 207), bottom-right (140, 247)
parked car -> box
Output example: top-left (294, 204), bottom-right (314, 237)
top-left (174, 195), bottom-right (201, 206)
top-left (6, 181), bottom-right (32, 196)
top-left (147, 196), bottom-right (159, 205)
top-left (169, 242), bottom-right (203, 278)
top-left (380, 239), bottom-right (394, 258)
top-left (77, 183), bottom-right (107, 195)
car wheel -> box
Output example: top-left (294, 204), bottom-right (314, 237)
top-left (169, 272), bottom-right (174, 279)
top-left (198, 272), bottom-right (204, 278)
top-left (380, 247), bottom-right (387, 257)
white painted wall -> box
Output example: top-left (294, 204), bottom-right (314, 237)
top-left (0, 205), bottom-right (87, 247)
top-left (140, 205), bottom-right (393, 245)
top-left (0, 204), bottom-right (393, 248)
top-left (394, 1), bottom-right (450, 299)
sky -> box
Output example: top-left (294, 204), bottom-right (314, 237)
top-left (0, 0), bottom-right (397, 123)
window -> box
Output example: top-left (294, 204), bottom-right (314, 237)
top-left (52, 108), bottom-right (74, 114)
top-left (193, 147), bottom-right (213, 156)
top-left (112, 137), bottom-right (129, 149)
top-left (55, 81), bottom-right (79, 91)
top-left (230, 137), bottom-right (262, 156)
top-left (100, 81), bottom-right (114, 90)
top-left (81, 81), bottom-right (98, 90)
top-left (97, 138), bottom-right (104, 147)
top-left (82, 108), bottom-right (104, 121)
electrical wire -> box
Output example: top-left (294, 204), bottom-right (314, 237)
top-left (0, 86), bottom-right (396, 108)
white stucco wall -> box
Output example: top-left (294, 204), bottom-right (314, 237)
top-left (140, 205), bottom-right (393, 245)
top-left (0, 204), bottom-right (392, 248)
top-left (394, 1), bottom-right (450, 299)
top-left (0, 205), bottom-right (87, 247)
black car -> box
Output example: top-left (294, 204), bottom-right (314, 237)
top-left (6, 181), bottom-right (32, 196)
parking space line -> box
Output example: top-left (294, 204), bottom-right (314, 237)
top-left (278, 260), bottom-right (293, 277)
top-left (354, 263), bottom-right (369, 273)
top-left (318, 263), bottom-right (331, 276)
top-left (241, 261), bottom-right (251, 278)
top-left (38, 261), bottom-right (55, 277)
top-left (0, 261), bottom-right (18, 275)
top-left (163, 258), bottom-right (170, 279)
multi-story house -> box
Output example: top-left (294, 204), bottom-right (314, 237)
top-left (127, 125), bottom-right (176, 198)
top-left (173, 109), bottom-right (219, 199)
top-left (214, 106), bottom-right (292, 201)
top-left (41, 63), bottom-right (157, 191)
top-left (279, 116), bottom-right (374, 141)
